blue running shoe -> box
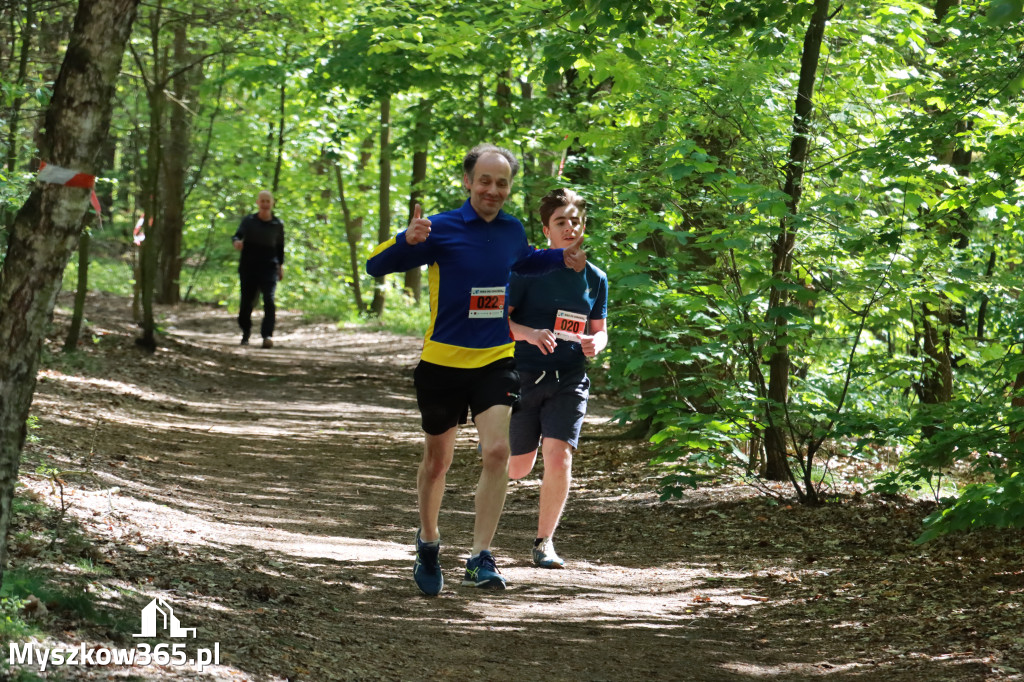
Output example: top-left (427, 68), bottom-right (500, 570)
top-left (414, 531), bottom-right (443, 596)
top-left (462, 550), bottom-right (506, 589)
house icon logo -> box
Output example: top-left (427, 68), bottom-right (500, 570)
top-left (133, 598), bottom-right (197, 638)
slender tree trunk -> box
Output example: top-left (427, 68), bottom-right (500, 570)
top-left (403, 148), bottom-right (426, 301)
top-left (0, 0), bottom-right (140, 586)
top-left (156, 21), bottom-right (193, 305)
top-left (977, 250), bottom-right (997, 340)
top-left (916, 0), bottom-right (974, 440)
top-left (137, 1), bottom-right (165, 350)
top-left (2, 0), bottom-right (36, 234)
top-left (519, 78), bottom-right (538, 236)
top-left (370, 93), bottom-right (391, 317)
top-left (403, 99), bottom-right (431, 302)
top-left (4, 0), bottom-right (34, 176)
top-left (272, 78), bottom-right (285, 194)
top-left (334, 163), bottom-right (365, 313)
top-left (496, 69), bottom-right (513, 126)
top-left (763, 0), bottom-right (830, 484)
top-left (63, 227), bottom-right (91, 352)
top-left (1011, 369), bottom-right (1024, 443)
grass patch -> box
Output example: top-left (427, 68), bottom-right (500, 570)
top-left (62, 256), bottom-right (136, 298)
top-left (370, 291), bottom-right (430, 337)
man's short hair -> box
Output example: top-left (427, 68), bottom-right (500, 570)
top-left (539, 187), bottom-right (587, 227)
top-left (463, 144), bottom-right (520, 179)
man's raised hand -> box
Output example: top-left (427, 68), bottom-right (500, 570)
top-left (563, 232), bottom-right (587, 272)
top-left (405, 203), bottom-right (431, 245)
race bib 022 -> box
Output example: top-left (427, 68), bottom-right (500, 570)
top-left (468, 287), bottom-right (506, 318)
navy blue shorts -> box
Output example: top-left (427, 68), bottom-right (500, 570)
top-left (413, 358), bottom-right (520, 436)
top-left (509, 368), bottom-right (590, 455)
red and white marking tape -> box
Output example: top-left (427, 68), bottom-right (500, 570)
top-left (38, 161), bottom-right (97, 189)
top-left (37, 161), bottom-right (103, 227)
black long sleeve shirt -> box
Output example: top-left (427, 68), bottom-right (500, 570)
top-left (233, 213), bottom-right (284, 270)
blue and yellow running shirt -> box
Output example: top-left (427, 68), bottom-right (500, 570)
top-left (366, 200), bottom-right (565, 369)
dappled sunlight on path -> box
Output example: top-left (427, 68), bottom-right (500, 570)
top-left (13, 294), bottom-right (1011, 681)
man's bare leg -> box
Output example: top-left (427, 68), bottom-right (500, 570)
top-left (470, 405), bottom-right (512, 555)
top-left (418, 427), bottom-right (457, 542)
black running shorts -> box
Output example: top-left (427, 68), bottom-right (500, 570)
top-left (413, 358), bottom-right (520, 435)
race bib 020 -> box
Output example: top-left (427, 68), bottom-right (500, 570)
top-left (554, 309), bottom-right (588, 340)
top-left (469, 286), bottom-right (506, 318)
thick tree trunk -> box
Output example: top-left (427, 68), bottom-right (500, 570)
top-left (370, 93), bottom-right (391, 317)
top-left (0, 0), bottom-right (140, 586)
top-left (763, 0), bottom-right (830, 485)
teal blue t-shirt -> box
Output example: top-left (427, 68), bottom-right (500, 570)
top-left (508, 261), bottom-right (608, 373)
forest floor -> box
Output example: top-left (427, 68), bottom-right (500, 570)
top-left (5, 291), bottom-right (1024, 681)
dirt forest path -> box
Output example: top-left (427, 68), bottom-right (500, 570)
top-left (14, 293), bottom-right (1024, 681)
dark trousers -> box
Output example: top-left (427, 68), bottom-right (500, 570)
top-left (238, 268), bottom-right (277, 339)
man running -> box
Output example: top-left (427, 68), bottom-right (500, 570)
top-left (232, 190), bottom-right (284, 348)
top-left (366, 144), bottom-right (585, 595)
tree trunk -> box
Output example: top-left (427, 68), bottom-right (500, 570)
top-left (1011, 368), bottom-right (1024, 443)
top-left (156, 21), bottom-right (193, 305)
top-left (403, 99), bottom-right (431, 302)
top-left (137, 1), bottom-right (165, 351)
top-left (4, 0), bottom-right (34, 176)
top-left (0, 0), bottom-right (140, 586)
top-left (28, 10), bottom-right (73, 180)
top-left (370, 93), bottom-right (391, 317)
top-left (762, 0), bottom-right (830, 484)
top-left (916, 0), bottom-right (974, 441)
top-left (63, 227), bottom-right (91, 353)
top-left (333, 163), bottom-right (365, 313)
top-left (403, 147), bottom-right (426, 301)
top-left (2, 0), bottom-right (36, 235)
top-left (272, 77), bottom-right (285, 194)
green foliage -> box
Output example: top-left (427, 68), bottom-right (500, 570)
top-left (0, 592), bottom-right (31, 641)
top-left (62, 256), bottom-right (135, 298)
top-left (987, 0), bottom-right (1024, 23)
top-left (24, 415), bottom-right (40, 445)
top-left (917, 471), bottom-right (1024, 543)
top-left (370, 289), bottom-right (431, 337)
top-left (5, 0), bottom-right (1024, 537)
top-left (0, 568), bottom-right (115, 628)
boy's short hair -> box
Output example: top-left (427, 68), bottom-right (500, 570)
top-left (539, 188), bottom-right (587, 227)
